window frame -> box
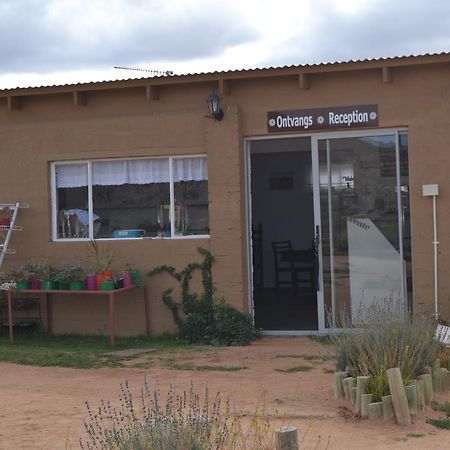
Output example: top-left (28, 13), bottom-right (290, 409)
top-left (50, 154), bottom-right (210, 242)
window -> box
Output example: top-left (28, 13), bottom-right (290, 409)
top-left (52, 156), bottom-right (209, 240)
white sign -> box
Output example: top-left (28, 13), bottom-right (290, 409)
top-left (347, 217), bottom-right (403, 322)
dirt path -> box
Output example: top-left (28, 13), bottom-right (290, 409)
top-left (0, 337), bottom-right (449, 449)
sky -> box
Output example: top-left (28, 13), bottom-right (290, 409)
top-left (0, 0), bottom-right (449, 89)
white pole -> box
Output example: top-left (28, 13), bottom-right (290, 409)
top-left (432, 195), bottom-right (439, 319)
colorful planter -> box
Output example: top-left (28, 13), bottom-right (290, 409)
top-left (58, 281), bottom-right (69, 290)
top-left (86, 274), bottom-right (96, 291)
top-left (96, 274), bottom-right (105, 290)
top-left (122, 271), bottom-right (132, 287)
top-left (70, 280), bottom-right (85, 290)
top-left (41, 280), bottom-right (57, 290)
top-left (131, 268), bottom-right (141, 286)
top-left (100, 281), bottom-right (114, 291)
top-left (16, 280), bottom-right (31, 290)
top-left (31, 279), bottom-right (41, 290)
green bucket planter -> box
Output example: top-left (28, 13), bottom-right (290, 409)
top-left (131, 268), bottom-right (141, 286)
top-left (70, 280), bottom-right (85, 290)
top-left (58, 281), bottom-right (69, 290)
top-left (100, 281), bottom-right (115, 291)
top-left (41, 280), bottom-right (57, 290)
top-left (16, 280), bottom-right (31, 290)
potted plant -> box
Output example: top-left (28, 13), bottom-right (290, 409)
top-left (24, 261), bottom-right (45, 289)
top-left (100, 275), bottom-right (115, 291)
top-left (40, 263), bottom-right (58, 290)
top-left (69, 264), bottom-right (86, 290)
top-left (123, 263), bottom-right (142, 287)
top-left (56, 264), bottom-right (85, 290)
top-left (55, 265), bottom-right (71, 290)
top-left (86, 239), bottom-right (113, 290)
top-left (5, 265), bottom-right (30, 289)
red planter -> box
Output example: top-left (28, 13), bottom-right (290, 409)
top-left (96, 274), bottom-right (105, 290)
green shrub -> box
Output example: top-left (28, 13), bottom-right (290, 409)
top-left (148, 248), bottom-right (260, 346)
top-left (425, 418), bottom-right (450, 430)
top-left (329, 300), bottom-right (441, 399)
top-left (212, 299), bottom-right (260, 346)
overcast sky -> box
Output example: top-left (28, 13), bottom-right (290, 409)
top-left (0, 0), bottom-right (449, 89)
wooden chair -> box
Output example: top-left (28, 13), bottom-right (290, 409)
top-left (272, 240), bottom-right (314, 298)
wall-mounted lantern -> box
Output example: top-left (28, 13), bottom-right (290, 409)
top-left (206, 93), bottom-right (224, 121)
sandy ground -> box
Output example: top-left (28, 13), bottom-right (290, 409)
top-left (0, 336), bottom-right (449, 450)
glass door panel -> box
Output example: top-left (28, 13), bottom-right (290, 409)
top-left (318, 135), bottom-right (404, 325)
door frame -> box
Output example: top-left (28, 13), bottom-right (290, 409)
top-left (244, 127), bottom-right (408, 335)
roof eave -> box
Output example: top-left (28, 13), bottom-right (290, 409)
top-left (1, 52), bottom-right (449, 98)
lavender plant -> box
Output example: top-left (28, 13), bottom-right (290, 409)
top-left (80, 379), bottom-right (228, 450)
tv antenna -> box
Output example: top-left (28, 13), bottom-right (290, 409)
top-left (113, 66), bottom-right (174, 76)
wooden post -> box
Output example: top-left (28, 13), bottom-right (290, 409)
top-left (351, 386), bottom-right (357, 407)
top-left (386, 368), bottom-right (411, 426)
top-left (404, 385), bottom-right (417, 416)
top-left (46, 293), bottom-right (53, 335)
top-left (333, 372), bottom-right (347, 399)
top-left (109, 292), bottom-right (115, 346)
top-left (440, 368), bottom-right (449, 391)
top-left (368, 402), bottom-right (382, 420)
top-left (275, 426), bottom-right (298, 450)
top-left (7, 289), bottom-right (14, 344)
top-left (342, 377), bottom-right (353, 402)
top-left (355, 376), bottom-right (370, 416)
top-left (418, 374), bottom-right (433, 405)
top-left (361, 393), bottom-right (372, 419)
top-left (432, 359), bottom-right (441, 392)
top-left (416, 379), bottom-right (425, 411)
top-left (143, 284), bottom-right (151, 336)
top-left (382, 395), bottom-right (394, 420)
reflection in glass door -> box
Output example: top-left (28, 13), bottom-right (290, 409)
top-left (316, 132), bottom-right (411, 326)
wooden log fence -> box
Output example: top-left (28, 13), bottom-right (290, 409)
top-left (331, 358), bottom-right (449, 426)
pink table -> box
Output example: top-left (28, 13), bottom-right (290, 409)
top-left (6, 285), bottom-right (149, 346)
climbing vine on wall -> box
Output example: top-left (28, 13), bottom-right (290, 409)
top-left (148, 247), bottom-right (260, 346)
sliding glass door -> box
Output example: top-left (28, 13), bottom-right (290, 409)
top-left (313, 131), bottom-right (411, 327)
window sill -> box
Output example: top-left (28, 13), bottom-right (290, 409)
top-left (52, 235), bottom-right (210, 242)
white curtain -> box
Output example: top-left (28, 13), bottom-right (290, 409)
top-left (92, 159), bottom-right (170, 185)
top-left (55, 164), bottom-right (88, 188)
top-left (174, 157), bottom-right (208, 182)
top-left (56, 157), bottom-right (208, 188)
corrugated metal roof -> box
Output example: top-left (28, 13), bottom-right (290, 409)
top-left (1, 51), bottom-right (449, 93)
